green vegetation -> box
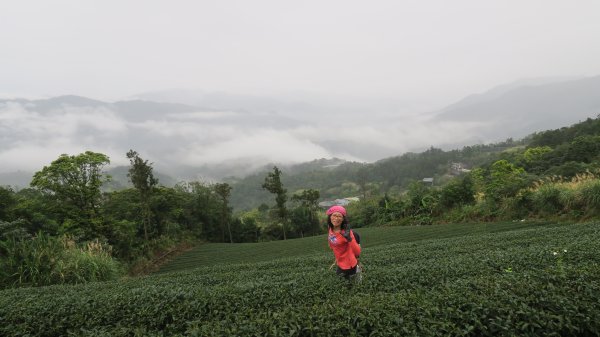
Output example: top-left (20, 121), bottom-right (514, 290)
top-left (231, 117), bottom-right (600, 225)
top-left (3, 116), bottom-right (600, 289)
top-left (262, 166), bottom-right (289, 240)
top-left (2, 221), bottom-right (598, 336)
top-left (158, 221), bottom-right (548, 272)
top-left (328, 117), bottom-right (600, 227)
top-left (0, 151), bottom-right (255, 288)
top-left (0, 231), bottom-right (121, 287)
top-left (228, 141), bottom-right (521, 211)
top-left (30, 151), bottom-right (111, 240)
top-left (126, 149), bottom-right (159, 241)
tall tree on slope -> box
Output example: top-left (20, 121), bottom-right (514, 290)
top-left (31, 151), bottom-right (110, 239)
top-left (126, 150), bottom-right (158, 241)
top-left (214, 183), bottom-right (233, 243)
top-left (262, 166), bottom-right (288, 240)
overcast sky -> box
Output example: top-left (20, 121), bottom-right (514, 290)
top-left (2, 0), bottom-right (600, 105)
top-left (2, 1), bottom-right (600, 178)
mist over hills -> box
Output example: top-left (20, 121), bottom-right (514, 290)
top-left (435, 75), bottom-right (600, 143)
top-left (1, 75), bottom-right (599, 189)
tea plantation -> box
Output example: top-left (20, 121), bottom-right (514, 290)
top-left (1, 221), bottom-right (599, 336)
top-left (157, 221), bottom-right (555, 272)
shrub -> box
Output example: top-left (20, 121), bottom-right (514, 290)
top-left (578, 178), bottom-right (600, 216)
top-left (521, 172), bottom-right (600, 220)
top-left (0, 233), bottom-right (122, 288)
top-left (530, 184), bottom-right (565, 216)
top-left (52, 238), bottom-right (122, 284)
top-left (558, 187), bottom-right (578, 214)
top-left (501, 191), bottom-right (533, 220)
top-left (438, 176), bottom-right (475, 210)
top-left (0, 232), bottom-right (62, 287)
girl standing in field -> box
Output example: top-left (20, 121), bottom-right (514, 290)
top-left (326, 205), bottom-right (362, 282)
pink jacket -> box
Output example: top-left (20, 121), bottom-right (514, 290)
top-left (328, 228), bottom-right (361, 269)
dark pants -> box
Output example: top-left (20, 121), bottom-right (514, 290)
top-left (336, 265), bottom-right (358, 280)
top-left (337, 230), bottom-right (362, 281)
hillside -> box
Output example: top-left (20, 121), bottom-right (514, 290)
top-left (3, 220), bottom-right (599, 336)
top-left (157, 220), bottom-right (552, 273)
top-left (227, 140), bottom-right (520, 211)
top-left (2, 75), bottom-right (600, 188)
top-left (104, 166), bottom-right (179, 190)
top-left (435, 75), bottom-right (600, 143)
top-left (229, 113), bottom-right (600, 212)
top-left (227, 158), bottom-right (365, 211)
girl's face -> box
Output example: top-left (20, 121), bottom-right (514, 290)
top-left (330, 212), bottom-right (344, 229)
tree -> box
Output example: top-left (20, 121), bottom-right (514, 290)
top-left (521, 146), bottom-right (553, 174)
top-left (180, 181), bottom-right (222, 241)
top-left (439, 175), bottom-right (475, 209)
top-left (12, 188), bottom-right (60, 236)
top-left (485, 160), bottom-right (528, 202)
top-left (31, 151), bottom-right (110, 238)
top-left (402, 181), bottom-right (439, 225)
top-left (100, 188), bottom-right (141, 260)
top-left (356, 167), bottom-right (370, 200)
top-left (290, 189), bottom-right (320, 237)
top-left (238, 211), bottom-right (261, 242)
top-left (0, 186), bottom-right (16, 221)
top-left (214, 183), bottom-right (233, 243)
top-left (262, 166), bottom-right (288, 240)
top-left (126, 150), bottom-right (158, 241)
top-left (523, 146), bottom-right (553, 163)
top-left (566, 135), bottom-right (600, 163)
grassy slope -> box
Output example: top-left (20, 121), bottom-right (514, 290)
top-left (157, 221), bottom-right (557, 273)
top-left (2, 221), bottom-right (599, 336)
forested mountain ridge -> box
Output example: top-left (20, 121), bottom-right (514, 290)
top-left (229, 115), bottom-right (600, 211)
top-left (227, 141), bottom-right (519, 211)
top-left (227, 158), bottom-right (365, 211)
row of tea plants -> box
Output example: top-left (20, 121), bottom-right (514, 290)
top-left (1, 221), bottom-right (599, 336)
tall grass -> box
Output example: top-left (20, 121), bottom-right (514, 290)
top-left (453, 171), bottom-right (600, 222)
top-left (0, 232), bottom-right (122, 288)
top-left (531, 183), bottom-right (565, 215)
top-left (527, 172), bottom-right (600, 218)
top-left (0, 232), bottom-right (62, 287)
top-left (579, 178), bottom-right (600, 215)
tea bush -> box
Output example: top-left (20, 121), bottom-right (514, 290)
top-left (1, 222), bottom-right (599, 336)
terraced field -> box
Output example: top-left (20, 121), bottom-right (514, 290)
top-left (158, 221), bottom-right (554, 272)
top-left (2, 221), bottom-right (599, 336)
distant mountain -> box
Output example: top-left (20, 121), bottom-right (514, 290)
top-left (33, 95), bottom-right (108, 110)
top-left (127, 89), bottom-right (320, 116)
top-left (0, 95), bottom-right (203, 121)
top-left (435, 76), bottom-right (600, 143)
top-left (2, 76), bottom-right (600, 189)
top-left (442, 76), bottom-right (582, 111)
top-left (0, 94), bottom-right (308, 185)
top-left (282, 157), bottom-right (349, 174)
top-left (104, 166), bottom-right (179, 190)
top-left (112, 100), bottom-right (202, 122)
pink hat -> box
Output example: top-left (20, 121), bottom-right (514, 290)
top-left (326, 205), bottom-right (347, 216)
